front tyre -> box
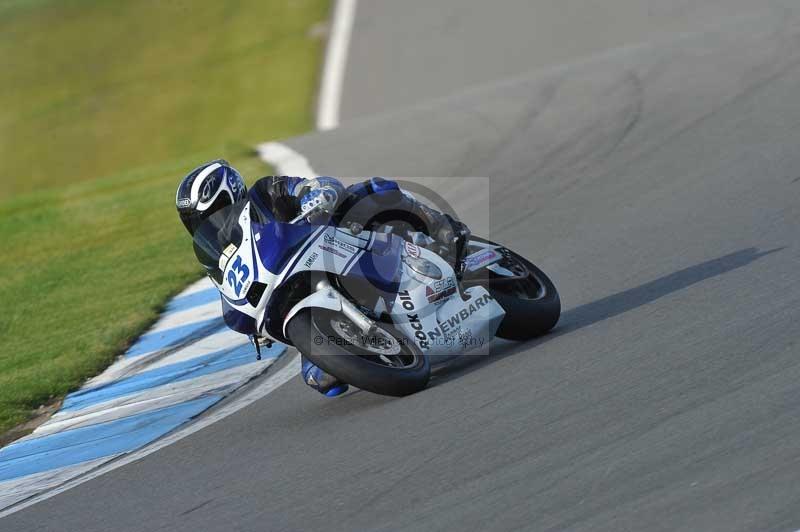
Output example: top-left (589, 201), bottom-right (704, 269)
top-left (286, 309), bottom-right (430, 397)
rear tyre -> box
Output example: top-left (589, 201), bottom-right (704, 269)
top-left (286, 308), bottom-right (430, 396)
top-left (466, 237), bottom-right (561, 341)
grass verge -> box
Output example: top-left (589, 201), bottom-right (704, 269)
top-left (0, 151), bottom-right (280, 434)
top-left (0, 0), bottom-right (329, 435)
top-left (0, 0), bottom-right (328, 198)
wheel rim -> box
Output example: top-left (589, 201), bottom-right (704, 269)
top-left (327, 317), bottom-right (420, 369)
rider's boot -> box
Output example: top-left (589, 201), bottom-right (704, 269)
top-left (301, 356), bottom-right (349, 397)
top-left (413, 203), bottom-right (471, 278)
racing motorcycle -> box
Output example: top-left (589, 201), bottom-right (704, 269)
top-left (194, 196), bottom-right (560, 397)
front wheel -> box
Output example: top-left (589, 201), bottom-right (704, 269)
top-left (464, 237), bottom-right (561, 340)
top-left (286, 308), bottom-right (430, 396)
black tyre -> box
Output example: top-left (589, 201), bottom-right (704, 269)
top-left (286, 308), bottom-right (430, 396)
top-left (465, 236), bottom-right (560, 340)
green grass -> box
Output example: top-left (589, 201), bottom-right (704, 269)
top-left (0, 0), bottom-right (328, 198)
top-left (0, 0), bottom-right (328, 434)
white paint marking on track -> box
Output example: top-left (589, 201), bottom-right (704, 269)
top-left (0, 457), bottom-right (118, 511)
top-left (255, 142), bottom-right (317, 177)
top-left (36, 361), bottom-right (268, 437)
top-left (316, 0), bottom-right (357, 130)
top-left (257, 2), bottom-right (357, 172)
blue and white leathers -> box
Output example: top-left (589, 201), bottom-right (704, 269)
top-left (210, 198), bottom-right (506, 366)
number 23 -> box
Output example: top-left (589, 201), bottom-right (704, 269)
top-left (227, 256), bottom-right (249, 296)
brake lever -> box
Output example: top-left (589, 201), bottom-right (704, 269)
top-left (289, 203), bottom-right (322, 224)
top-left (289, 201), bottom-right (335, 225)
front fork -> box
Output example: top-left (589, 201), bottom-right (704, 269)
top-left (281, 279), bottom-right (377, 339)
top-left (316, 279), bottom-right (377, 334)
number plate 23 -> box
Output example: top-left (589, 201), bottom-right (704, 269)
top-left (226, 255), bottom-right (250, 297)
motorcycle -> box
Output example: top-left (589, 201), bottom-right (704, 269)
top-left (192, 196), bottom-right (560, 396)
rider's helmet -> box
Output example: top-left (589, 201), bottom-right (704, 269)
top-left (176, 160), bottom-right (247, 235)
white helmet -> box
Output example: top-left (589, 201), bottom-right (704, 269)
top-left (176, 159), bottom-right (247, 235)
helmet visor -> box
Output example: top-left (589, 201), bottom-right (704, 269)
top-left (179, 209), bottom-right (205, 235)
top-left (180, 193), bottom-right (235, 235)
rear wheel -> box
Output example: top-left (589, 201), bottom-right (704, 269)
top-left (286, 308), bottom-right (430, 396)
top-left (464, 237), bottom-right (560, 340)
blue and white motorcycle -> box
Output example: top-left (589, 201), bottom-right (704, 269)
top-left (194, 198), bottom-right (560, 396)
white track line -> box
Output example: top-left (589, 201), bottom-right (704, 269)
top-left (255, 142), bottom-right (317, 176)
top-left (257, 1), bottom-right (356, 170)
top-left (316, 0), bottom-right (357, 130)
top-left (0, 457), bottom-right (118, 511)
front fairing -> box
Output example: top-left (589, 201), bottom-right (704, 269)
top-left (192, 201), bottom-right (263, 336)
top-left (254, 219), bottom-right (323, 275)
top-left (192, 201), bottom-right (246, 285)
top-left (252, 225), bottom-right (404, 342)
top-left (201, 203), bottom-right (399, 339)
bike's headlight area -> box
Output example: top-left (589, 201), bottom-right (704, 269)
top-left (403, 254), bottom-right (442, 280)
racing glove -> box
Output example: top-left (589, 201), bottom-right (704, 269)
top-left (299, 187), bottom-right (339, 216)
top-left (297, 177), bottom-right (346, 223)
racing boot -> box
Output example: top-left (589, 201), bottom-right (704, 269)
top-left (301, 356), bottom-right (349, 397)
top-left (413, 203), bottom-right (471, 278)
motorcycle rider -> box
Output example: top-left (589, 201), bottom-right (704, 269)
top-left (176, 159), bottom-right (470, 397)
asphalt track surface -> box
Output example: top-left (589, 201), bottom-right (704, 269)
top-left (339, 0), bottom-right (782, 120)
top-left (6, 2), bottom-right (800, 531)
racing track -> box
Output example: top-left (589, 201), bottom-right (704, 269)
top-left (5, 2), bottom-right (800, 531)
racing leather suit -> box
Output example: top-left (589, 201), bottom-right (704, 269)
top-left (248, 175), bottom-right (469, 267)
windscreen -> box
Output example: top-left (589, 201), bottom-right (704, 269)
top-left (192, 201), bottom-right (247, 284)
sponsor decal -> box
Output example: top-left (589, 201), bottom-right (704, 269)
top-left (404, 241), bottom-right (420, 258)
top-left (397, 290), bottom-right (415, 312)
top-left (320, 245), bottom-right (347, 259)
top-left (227, 169), bottom-right (244, 199)
top-left (426, 293), bottom-right (494, 342)
top-left (219, 243), bottom-right (238, 271)
top-left (304, 251), bottom-right (319, 268)
top-left (398, 290), bottom-right (429, 349)
top-left (465, 249), bottom-right (501, 271)
top-left (457, 329), bottom-right (485, 349)
top-left (323, 233), bottom-right (357, 254)
top-left (199, 174), bottom-right (219, 203)
top-left (177, 197), bottom-right (191, 208)
top-left (426, 277), bottom-right (456, 303)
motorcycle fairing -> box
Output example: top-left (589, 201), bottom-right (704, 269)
top-left (345, 233), bottom-right (404, 295)
top-left (257, 226), bottom-right (404, 341)
top-left (388, 245), bottom-right (505, 357)
top-left (255, 221), bottom-right (322, 275)
top-left (205, 199), bottom-right (505, 352)
top-left (222, 297), bottom-right (257, 335)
